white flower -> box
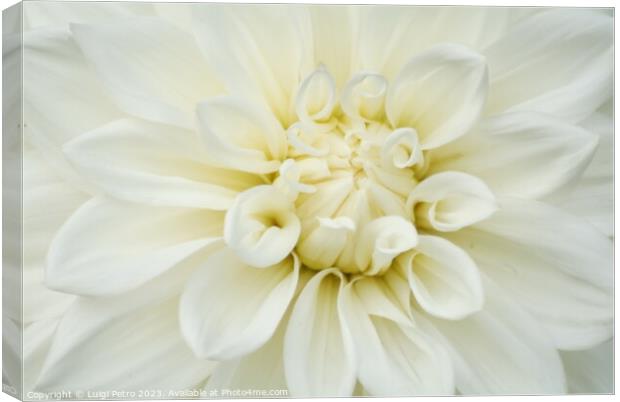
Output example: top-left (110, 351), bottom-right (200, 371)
top-left (14, 2), bottom-right (612, 397)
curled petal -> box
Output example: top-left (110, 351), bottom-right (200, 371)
top-left (295, 66), bottom-right (338, 131)
top-left (180, 248), bottom-right (299, 360)
top-left (386, 43), bottom-right (488, 149)
top-left (224, 185), bottom-right (300, 268)
top-left (294, 158), bottom-right (332, 183)
top-left (196, 96), bottom-right (286, 174)
top-left (355, 216), bottom-right (418, 276)
top-left (397, 235), bottom-right (484, 320)
top-left (341, 72), bottom-right (388, 122)
top-left (286, 123), bottom-right (329, 157)
top-left (273, 159), bottom-right (317, 201)
top-left (407, 171), bottom-right (497, 232)
top-left (381, 127), bottom-right (423, 169)
top-left (297, 216), bottom-right (356, 270)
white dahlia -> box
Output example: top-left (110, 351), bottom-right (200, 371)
top-left (14, 2), bottom-right (612, 397)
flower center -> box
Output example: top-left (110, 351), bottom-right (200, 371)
top-left (223, 62), bottom-right (496, 278)
top-left (271, 68), bottom-right (426, 276)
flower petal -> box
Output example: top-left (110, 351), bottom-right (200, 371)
top-left (23, 29), bottom-right (120, 188)
top-left (429, 279), bottom-right (566, 395)
top-left (365, 180), bottom-right (410, 218)
top-left (297, 216), bottom-right (355, 270)
top-left (454, 232), bottom-right (612, 351)
top-left (24, 319), bottom-right (58, 392)
top-left (398, 235), bottom-right (483, 320)
top-left (196, 96), bottom-right (286, 174)
top-left (71, 17), bottom-right (222, 128)
top-left (295, 176), bottom-right (355, 222)
top-left (23, 151), bottom-right (86, 322)
top-left (341, 72), bottom-right (387, 122)
top-left (309, 6), bottom-right (359, 87)
top-left (33, 251), bottom-right (210, 390)
top-left (472, 197), bottom-right (613, 289)
top-left (180, 248), bottom-right (299, 360)
top-left (24, 1), bottom-right (152, 29)
top-left (428, 7), bottom-right (540, 50)
top-left (224, 185), bottom-right (301, 268)
top-left (433, 112), bottom-right (598, 199)
top-left (34, 260), bottom-right (206, 392)
top-left (352, 275), bottom-right (413, 327)
top-left (23, 29), bottom-right (118, 144)
top-left (561, 339), bottom-right (613, 394)
top-left (386, 43), bottom-right (488, 149)
top-left (380, 127), bottom-right (423, 169)
top-left (552, 109), bottom-right (613, 236)
top-left (485, 9), bottom-right (613, 123)
top-left (407, 171), bottom-right (497, 232)
top-left (339, 283), bottom-right (453, 396)
top-left (2, 317), bottom-right (22, 391)
top-left (448, 197), bottom-right (613, 350)
top-left (205, 308), bottom-right (290, 392)
top-left (64, 118), bottom-right (259, 209)
top-left (332, 188), bottom-right (376, 270)
top-left (153, 3), bottom-right (193, 33)
top-left (357, 6), bottom-right (431, 77)
top-left (273, 159), bottom-right (318, 200)
top-left (35, 299), bottom-right (214, 392)
top-left (295, 66), bottom-right (338, 131)
top-left (357, 7), bottom-right (537, 79)
top-left (284, 269), bottom-right (356, 396)
top-left (355, 216), bottom-right (418, 276)
top-left (192, 4), bottom-right (313, 125)
top-left (46, 198), bottom-right (223, 296)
